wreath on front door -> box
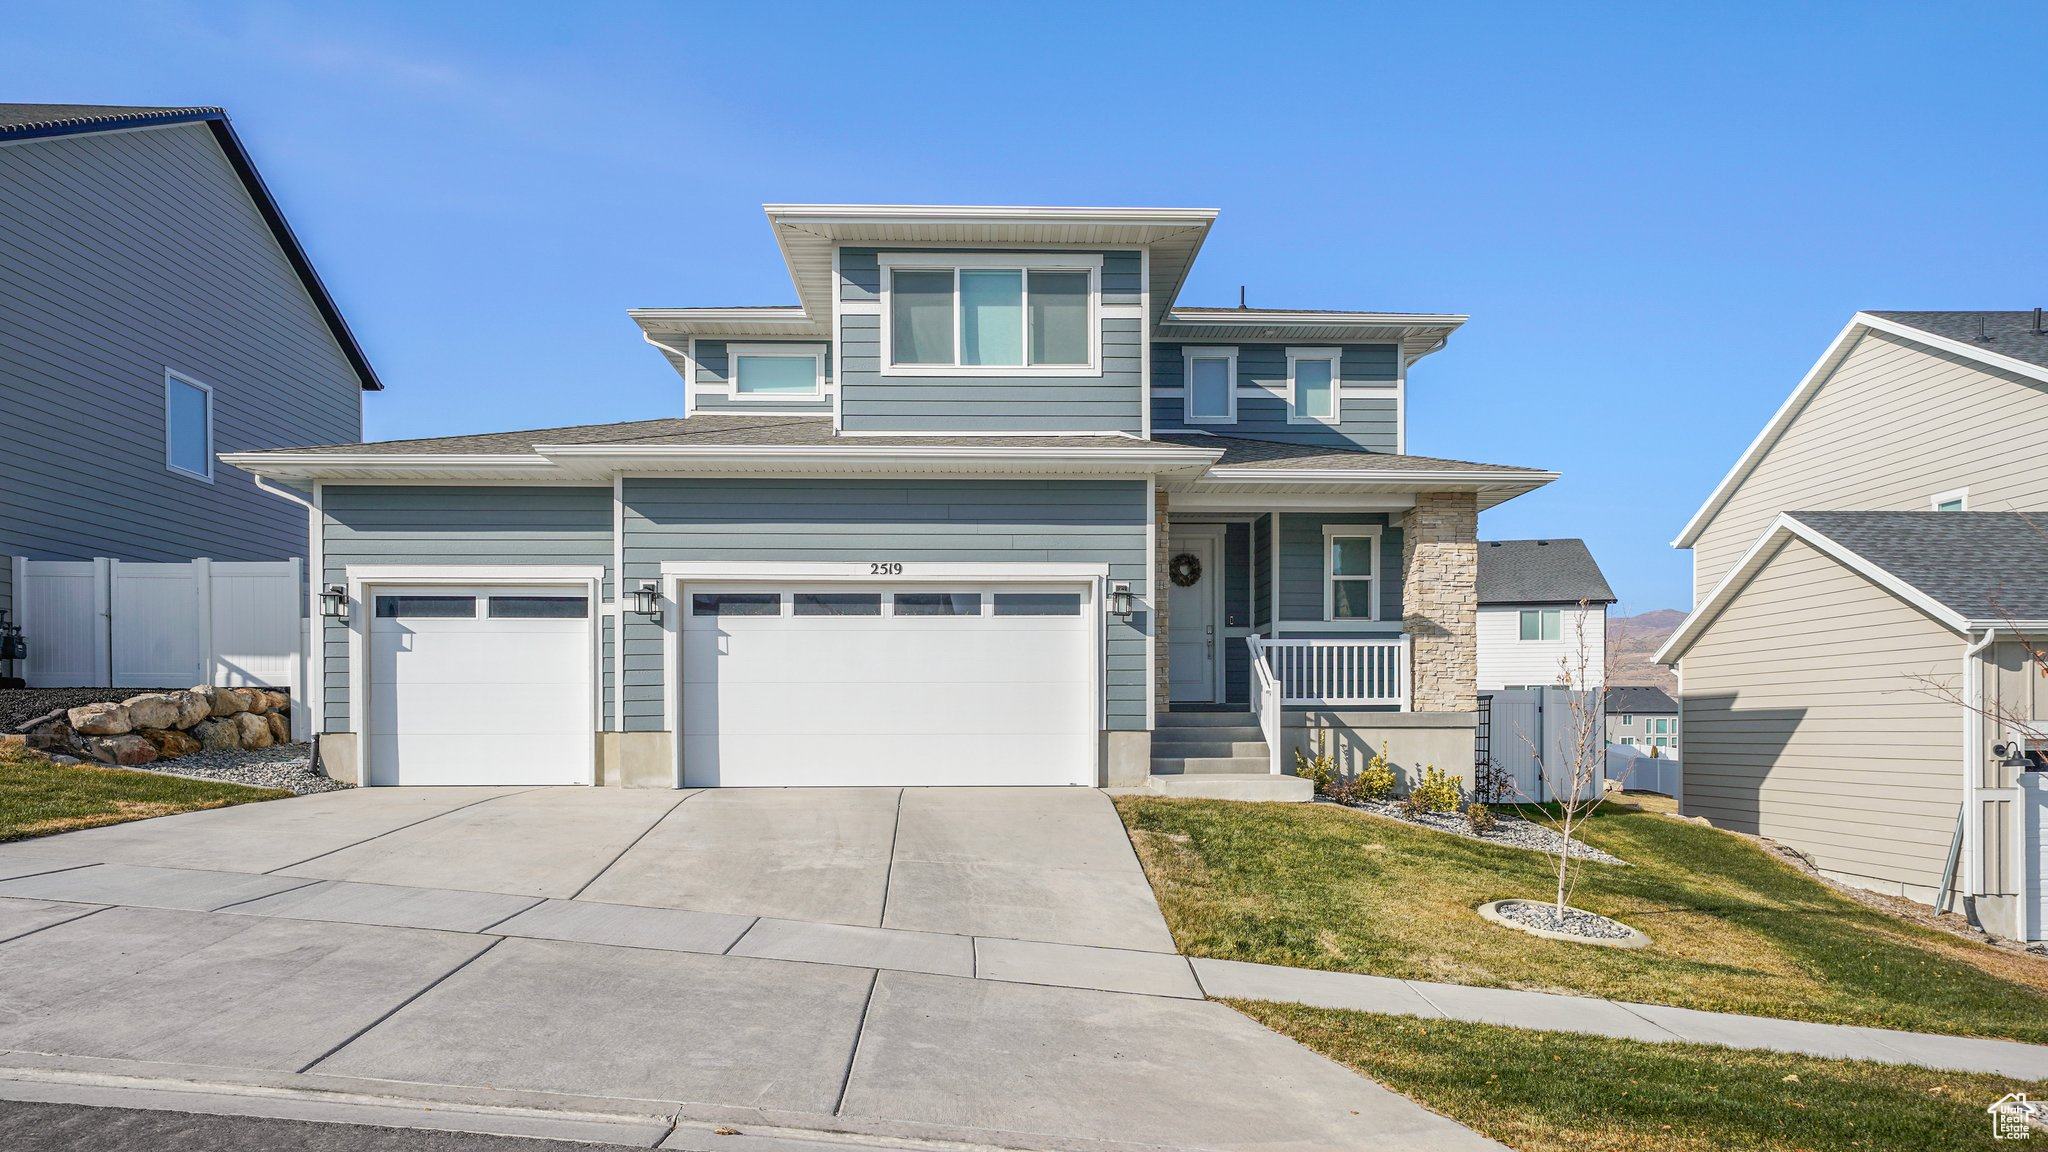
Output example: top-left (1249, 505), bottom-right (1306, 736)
top-left (1168, 552), bottom-right (1204, 587)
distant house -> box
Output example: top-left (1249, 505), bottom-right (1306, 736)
top-left (0, 104), bottom-right (379, 631)
top-left (1659, 310), bottom-right (2048, 941)
top-left (1476, 539), bottom-right (1616, 691)
top-left (1606, 685), bottom-right (1679, 755)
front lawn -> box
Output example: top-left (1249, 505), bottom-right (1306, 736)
top-left (1234, 1001), bottom-right (2035, 1152)
top-left (1116, 796), bottom-right (2048, 1044)
top-left (0, 746), bottom-right (287, 841)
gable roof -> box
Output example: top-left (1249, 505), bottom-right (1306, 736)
top-left (1672, 311), bottom-right (2048, 549)
top-left (1605, 685), bottom-right (1677, 714)
top-left (1656, 510), bottom-right (2048, 663)
top-left (0, 103), bottom-right (381, 391)
top-left (1475, 539), bottom-right (1615, 605)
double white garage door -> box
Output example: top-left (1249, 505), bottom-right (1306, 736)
top-left (366, 582), bottom-right (1095, 788)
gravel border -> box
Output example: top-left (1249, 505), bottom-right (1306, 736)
top-left (102, 742), bottom-right (349, 796)
top-left (1321, 796), bottom-right (1627, 864)
top-left (1477, 898), bottom-right (1651, 949)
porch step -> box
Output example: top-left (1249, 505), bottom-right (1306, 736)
top-left (1149, 738), bottom-right (1270, 759)
top-left (1144, 773), bottom-right (1314, 802)
top-left (1149, 754), bottom-right (1273, 776)
top-left (1156, 710), bottom-right (1263, 728)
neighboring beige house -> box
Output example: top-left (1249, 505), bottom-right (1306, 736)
top-left (1659, 310), bottom-right (2048, 941)
top-left (1606, 685), bottom-right (1678, 755)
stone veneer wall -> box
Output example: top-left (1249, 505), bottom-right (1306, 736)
top-left (1401, 492), bottom-right (1478, 712)
top-left (1153, 486), bottom-right (1171, 720)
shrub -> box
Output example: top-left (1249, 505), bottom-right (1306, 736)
top-left (1408, 764), bottom-right (1463, 814)
top-left (1292, 726), bottom-right (1338, 794)
top-left (1356, 742), bottom-right (1397, 802)
top-left (1465, 802), bottom-right (1497, 834)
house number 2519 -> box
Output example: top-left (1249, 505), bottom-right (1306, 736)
top-left (869, 562), bottom-right (903, 576)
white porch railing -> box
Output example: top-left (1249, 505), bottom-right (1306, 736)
top-left (1248, 635), bottom-right (1411, 710)
top-left (1247, 636), bottom-right (1284, 775)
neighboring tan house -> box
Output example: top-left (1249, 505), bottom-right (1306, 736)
top-left (1606, 685), bottom-right (1678, 755)
top-left (226, 203), bottom-right (1558, 797)
top-left (1658, 310), bottom-right (2048, 940)
top-left (0, 104), bottom-right (379, 628)
top-left (1475, 538), bottom-right (1614, 691)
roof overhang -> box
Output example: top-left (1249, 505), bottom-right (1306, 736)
top-left (1176, 465), bottom-right (1557, 511)
top-left (1672, 313), bottom-right (2048, 549)
top-left (1158, 311), bottom-right (1468, 363)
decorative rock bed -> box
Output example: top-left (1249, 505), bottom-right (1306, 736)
top-left (142, 741), bottom-right (347, 795)
top-left (1323, 796), bottom-right (1627, 865)
top-left (5, 685), bottom-right (293, 769)
top-left (1477, 898), bottom-right (1651, 949)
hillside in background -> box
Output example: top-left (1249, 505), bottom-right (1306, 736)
top-left (1608, 609), bottom-right (1685, 694)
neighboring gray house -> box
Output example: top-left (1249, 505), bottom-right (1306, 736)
top-left (1605, 685), bottom-right (1678, 755)
top-left (1659, 311), bottom-right (2048, 941)
top-left (226, 204), bottom-right (1557, 798)
top-left (1475, 538), bottom-right (1615, 691)
top-left (0, 104), bottom-right (379, 628)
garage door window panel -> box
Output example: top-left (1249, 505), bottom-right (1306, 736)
top-left (375, 595), bottom-right (477, 619)
top-left (795, 592), bottom-right (882, 617)
top-left (894, 592), bottom-right (983, 617)
top-left (993, 592), bottom-right (1083, 616)
top-left (489, 596), bottom-right (588, 618)
top-left (694, 593), bottom-right (782, 617)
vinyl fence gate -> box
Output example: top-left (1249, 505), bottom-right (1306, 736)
top-left (1479, 687), bottom-right (1604, 803)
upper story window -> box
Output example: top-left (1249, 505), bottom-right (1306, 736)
top-left (1286, 347), bottom-right (1341, 424)
top-left (1621, 713), bottom-right (1634, 726)
top-left (1184, 347), bottom-right (1237, 423)
top-left (164, 369), bottom-right (214, 483)
top-left (1519, 608), bottom-right (1561, 641)
top-left (880, 253), bottom-right (1099, 376)
top-left (1324, 525), bottom-right (1380, 620)
top-left (1931, 487), bottom-right (1968, 511)
top-left (730, 344), bottom-right (825, 400)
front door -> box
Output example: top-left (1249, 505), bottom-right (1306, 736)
top-left (1167, 531), bottom-right (1219, 702)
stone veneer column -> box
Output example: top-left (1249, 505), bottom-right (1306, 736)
top-left (1153, 486), bottom-right (1171, 719)
top-left (1401, 492), bottom-right (1478, 713)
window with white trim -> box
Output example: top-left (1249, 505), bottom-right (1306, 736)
top-left (729, 344), bottom-right (825, 399)
top-left (164, 370), bottom-right (214, 482)
top-left (1323, 526), bottom-right (1379, 620)
top-left (1183, 347), bottom-right (1237, 423)
top-left (1287, 347), bottom-right (1341, 423)
top-left (1931, 487), bottom-right (1968, 512)
top-left (881, 254), bottom-right (1100, 374)
top-left (1621, 713), bottom-right (1634, 726)
top-left (1519, 609), bottom-right (1561, 641)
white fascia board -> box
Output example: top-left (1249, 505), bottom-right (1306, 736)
top-left (629, 307), bottom-right (812, 322)
top-left (764, 204), bottom-right (1219, 226)
top-left (661, 560), bottom-right (1108, 581)
top-left (1165, 310), bottom-right (1469, 327)
top-left (1654, 512), bottom-right (1970, 665)
top-left (1859, 313), bottom-right (2048, 390)
top-left (219, 452), bottom-right (554, 479)
top-left (538, 443), bottom-right (1224, 474)
top-left (1204, 467), bottom-right (1558, 485)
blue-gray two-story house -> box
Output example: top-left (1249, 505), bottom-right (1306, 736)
top-left (227, 205), bottom-right (1555, 795)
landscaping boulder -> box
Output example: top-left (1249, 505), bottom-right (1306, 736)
top-left (243, 690), bottom-right (272, 716)
top-left (193, 718), bottom-right (242, 751)
top-left (172, 689), bottom-right (212, 729)
top-left (25, 720), bottom-right (76, 754)
top-left (264, 690), bottom-right (290, 714)
top-left (122, 693), bottom-right (181, 731)
top-left (233, 710), bottom-right (274, 750)
top-left (208, 687), bottom-right (250, 718)
top-left (68, 702), bottom-right (131, 736)
top-left (138, 728), bottom-right (202, 759)
top-left (266, 712), bottom-right (290, 744)
top-left (86, 734), bottom-right (157, 767)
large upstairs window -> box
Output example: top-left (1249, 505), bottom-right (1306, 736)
top-left (1287, 346), bottom-right (1342, 423)
top-left (1184, 347), bottom-right (1237, 423)
top-left (881, 253), bottom-right (1099, 375)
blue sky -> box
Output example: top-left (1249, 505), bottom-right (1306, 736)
top-left (9, 2), bottom-right (2045, 611)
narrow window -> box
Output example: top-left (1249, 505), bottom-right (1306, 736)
top-left (960, 270), bottom-right (1024, 366)
top-left (895, 592), bottom-right (983, 616)
top-left (1185, 350), bottom-right (1236, 423)
top-left (890, 270), bottom-right (956, 365)
top-left (732, 348), bottom-right (823, 397)
top-left (1028, 270), bottom-right (1090, 365)
top-left (1326, 533), bottom-right (1377, 620)
top-left (1622, 713), bottom-right (1633, 726)
top-left (1931, 487), bottom-right (1968, 511)
top-left (488, 596), bottom-right (588, 619)
top-left (692, 593), bottom-right (781, 617)
top-left (793, 593), bottom-right (882, 616)
top-left (1519, 609), bottom-right (1561, 641)
top-left (1288, 349), bottom-right (1340, 422)
top-left (993, 592), bottom-right (1082, 616)
top-left (374, 596), bottom-right (476, 619)
top-left (165, 371), bottom-right (214, 481)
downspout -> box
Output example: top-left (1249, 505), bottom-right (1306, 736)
top-left (1941, 627), bottom-right (1998, 916)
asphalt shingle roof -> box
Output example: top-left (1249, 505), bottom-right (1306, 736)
top-left (0, 103), bottom-right (225, 139)
top-left (1867, 311), bottom-right (2048, 371)
top-left (1153, 434), bottom-right (1545, 474)
top-left (1476, 539), bottom-right (1615, 604)
top-left (1788, 511), bottom-right (2048, 623)
top-left (1605, 685), bottom-right (1677, 714)
top-left (256, 416), bottom-right (1186, 455)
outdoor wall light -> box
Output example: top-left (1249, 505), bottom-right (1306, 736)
top-left (317, 584), bottom-right (349, 620)
top-left (1109, 582), bottom-right (1134, 619)
top-left (628, 581), bottom-right (662, 618)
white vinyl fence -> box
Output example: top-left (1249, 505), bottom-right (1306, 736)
top-left (1481, 687), bottom-right (1604, 803)
top-left (11, 558), bottom-right (305, 735)
top-left (1606, 745), bottom-right (1682, 799)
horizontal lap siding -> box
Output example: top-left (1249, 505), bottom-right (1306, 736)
top-left (320, 486), bottom-right (614, 732)
top-left (1151, 342), bottom-right (1399, 451)
top-left (0, 124), bottom-right (361, 568)
top-left (1276, 512), bottom-right (1403, 627)
top-left (620, 478), bottom-right (1148, 732)
top-left (837, 248), bottom-right (1142, 434)
top-left (692, 339), bottom-right (834, 416)
top-left (1692, 331), bottom-right (2048, 601)
top-left (1680, 536), bottom-right (1961, 890)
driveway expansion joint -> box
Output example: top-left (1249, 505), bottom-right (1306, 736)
top-left (294, 935), bottom-right (504, 1074)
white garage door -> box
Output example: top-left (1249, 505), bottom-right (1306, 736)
top-left (367, 586), bottom-right (593, 786)
top-left (681, 585), bottom-right (1096, 787)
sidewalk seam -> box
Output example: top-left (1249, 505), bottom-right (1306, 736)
top-left (265, 789), bottom-right (536, 874)
top-left (295, 936), bottom-right (503, 1074)
top-left (831, 968), bottom-right (881, 1117)
top-left (567, 790), bottom-right (699, 901)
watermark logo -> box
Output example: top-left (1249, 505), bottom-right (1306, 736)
top-left (1990, 1092), bottom-right (2035, 1141)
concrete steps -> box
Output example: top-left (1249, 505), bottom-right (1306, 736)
top-left (1147, 711), bottom-right (1308, 801)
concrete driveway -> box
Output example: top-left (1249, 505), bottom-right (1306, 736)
top-left (0, 787), bottom-right (1497, 1151)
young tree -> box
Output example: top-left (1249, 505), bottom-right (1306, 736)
top-left (1516, 599), bottom-right (1613, 914)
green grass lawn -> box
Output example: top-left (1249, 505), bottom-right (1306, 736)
top-left (1234, 1001), bottom-right (2037, 1152)
top-left (0, 746), bottom-right (287, 841)
top-left (1116, 795), bottom-right (2048, 1044)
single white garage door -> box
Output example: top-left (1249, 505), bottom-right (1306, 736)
top-left (367, 586), bottom-right (593, 786)
top-left (681, 585), bottom-right (1096, 787)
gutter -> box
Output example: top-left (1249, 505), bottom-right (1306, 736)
top-left (1950, 628), bottom-right (2000, 907)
